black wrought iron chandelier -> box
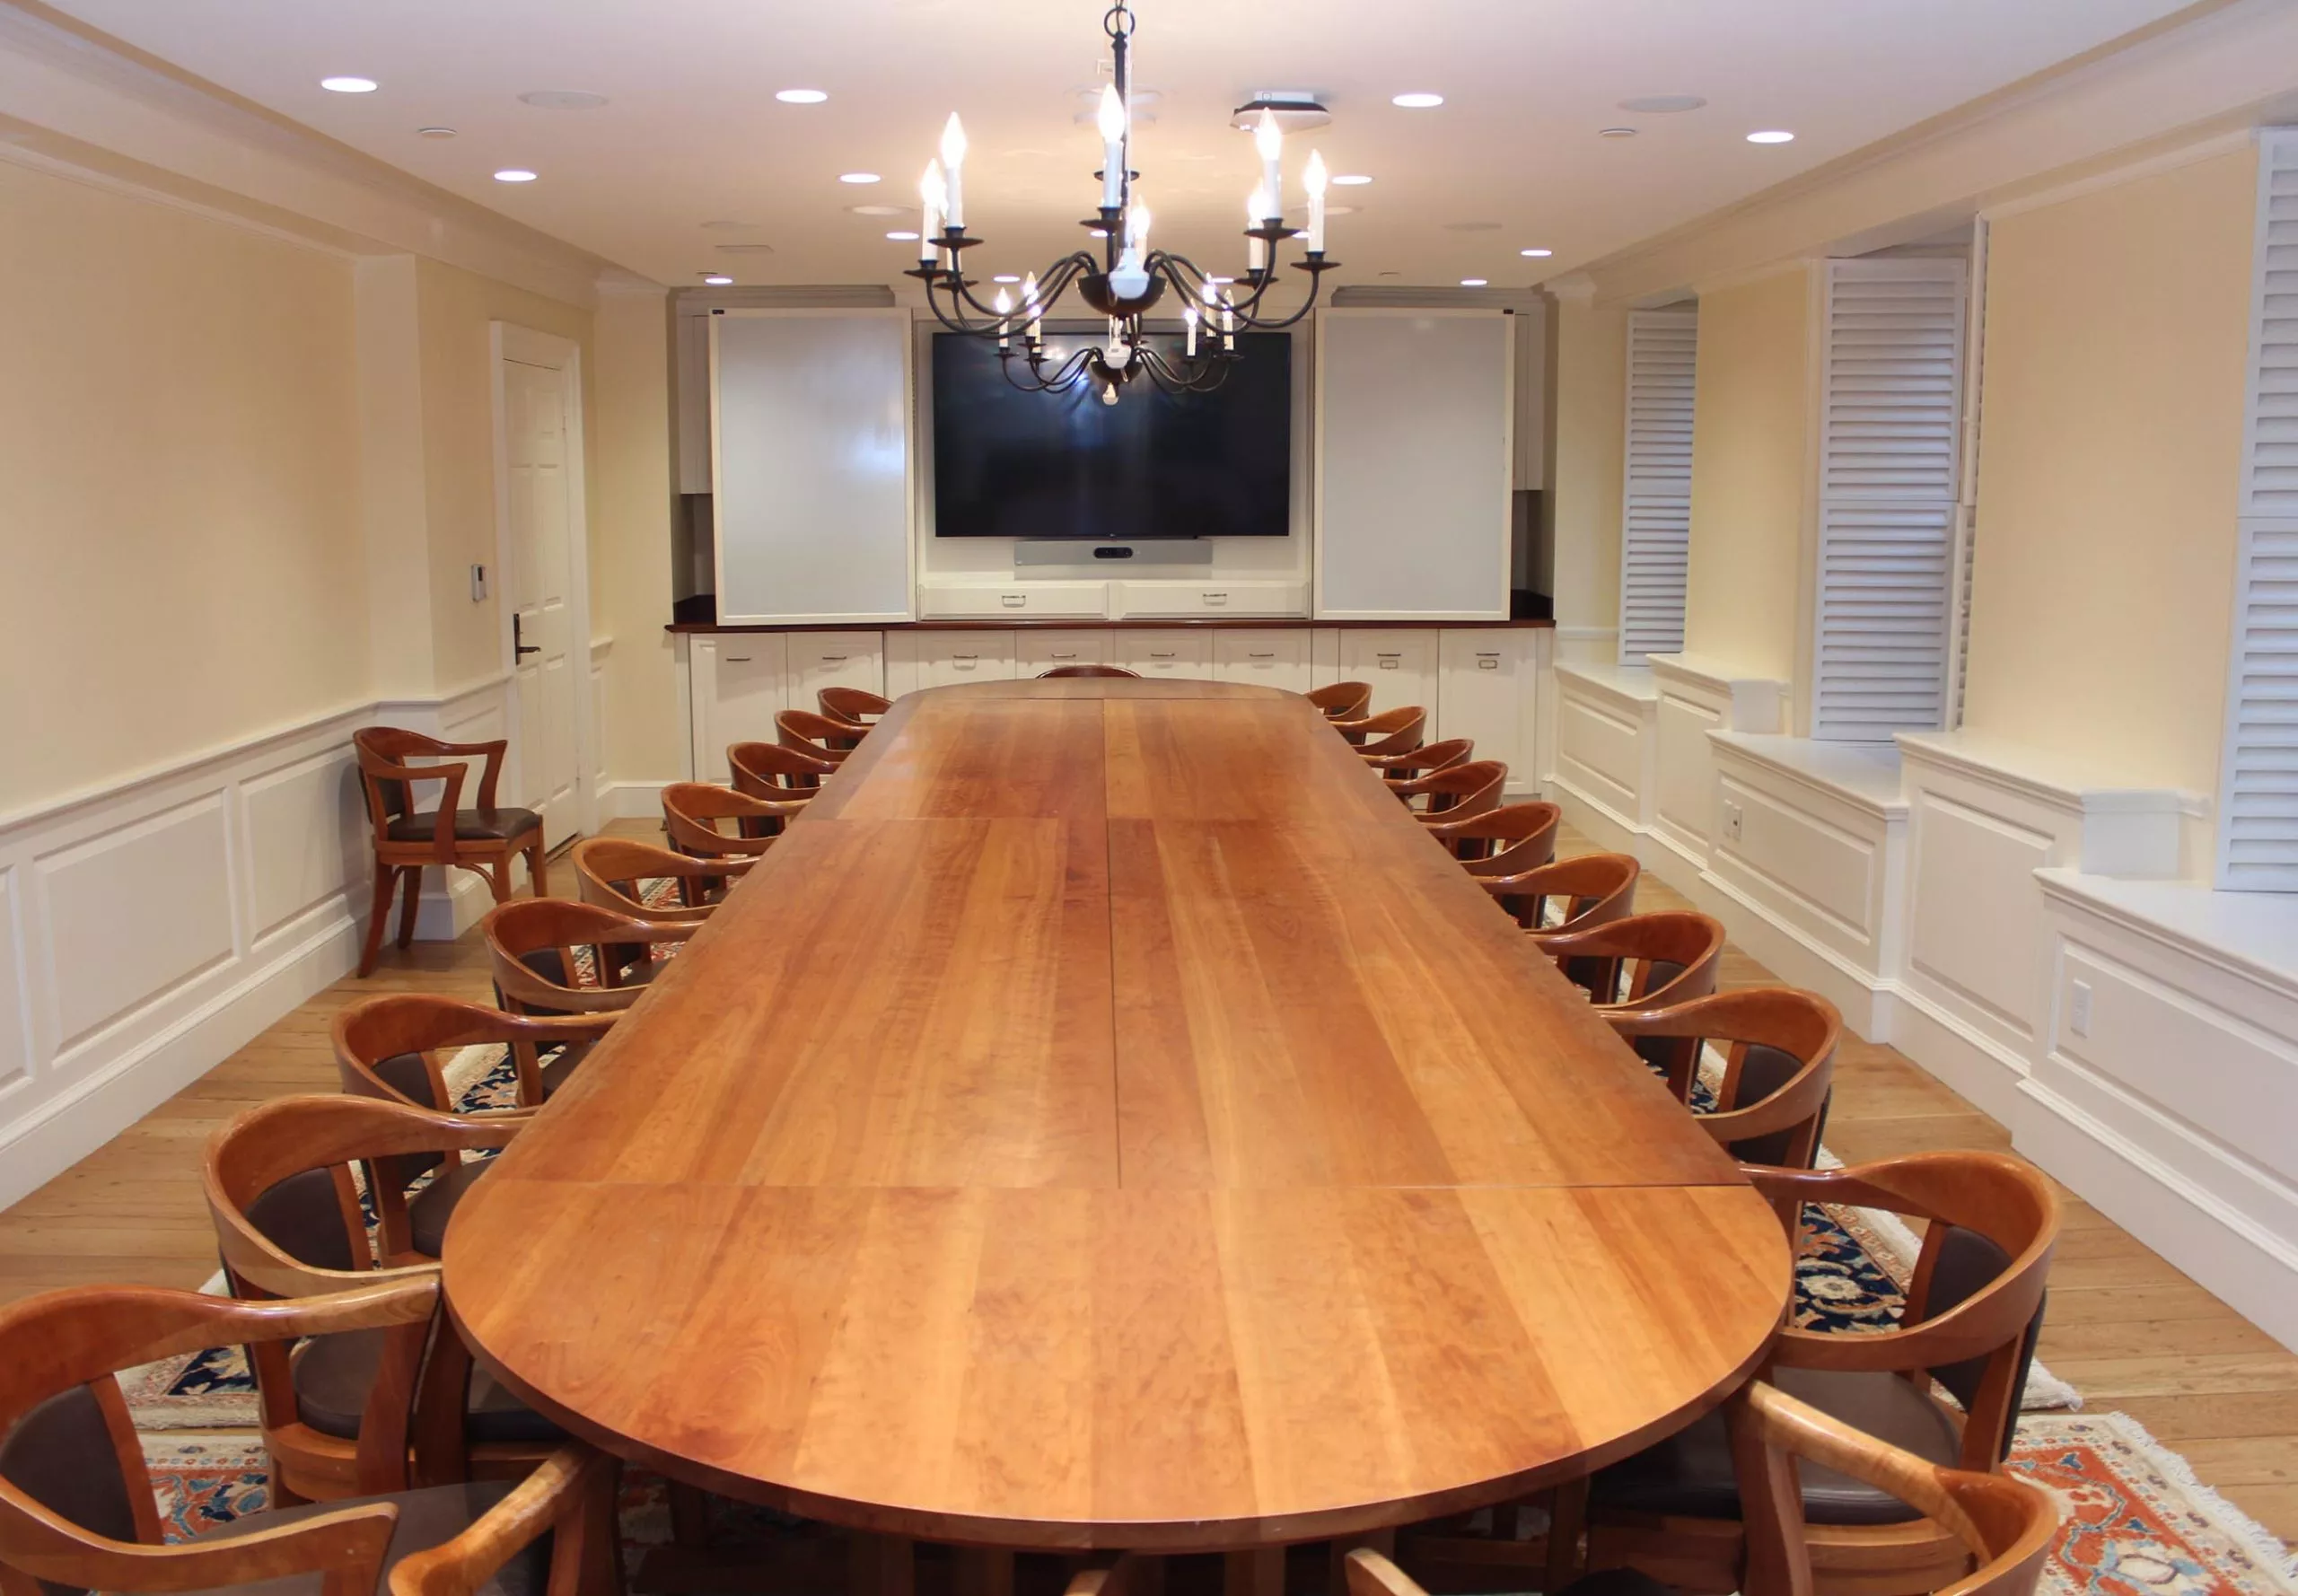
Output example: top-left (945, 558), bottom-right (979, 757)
top-left (904, 0), bottom-right (1338, 402)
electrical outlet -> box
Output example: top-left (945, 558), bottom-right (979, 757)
top-left (2069, 979), bottom-right (2093, 1039)
top-left (1721, 802), bottom-right (1744, 846)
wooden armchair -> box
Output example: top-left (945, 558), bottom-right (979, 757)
top-left (1039, 663), bottom-right (1140, 678)
top-left (202, 1097), bottom-right (553, 1503)
top-left (1340, 706), bottom-right (1427, 756)
top-left (1532, 909), bottom-right (1724, 1011)
top-left (485, 899), bottom-right (697, 1099)
top-left (1392, 759), bottom-right (1508, 821)
top-left (571, 837), bottom-right (746, 924)
top-left (1602, 987), bottom-right (1841, 1165)
top-left (351, 728), bottom-right (545, 978)
top-left (333, 993), bottom-right (616, 1114)
top-left (731, 739), bottom-right (838, 795)
top-left (776, 709), bottom-right (856, 763)
top-left (819, 686), bottom-right (891, 735)
top-left (1574, 1151), bottom-right (2061, 1596)
top-left (662, 780), bottom-right (804, 862)
top-left (1306, 680), bottom-right (1373, 720)
top-left (1364, 737), bottom-right (1473, 778)
top-left (1481, 852), bottom-right (1639, 933)
top-left (1427, 800), bottom-right (1561, 871)
top-left (0, 1276), bottom-right (618, 1596)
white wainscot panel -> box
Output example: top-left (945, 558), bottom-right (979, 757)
top-left (1551, 663), bottom-right (1657, 849)
top-left (0, 870), bottom-right (22, 1092)
top-left (35, 795), bottom-right (236, 1061)
top-left (1906, 788), bottom-right (2053, 1048)
top-left (1645, 655), bottom-right (1785, 870)
top-left (242, 750), bottom-right (364, 945)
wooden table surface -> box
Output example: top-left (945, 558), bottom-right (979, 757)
top-left (444, 680), bottom-right (1793, 1551)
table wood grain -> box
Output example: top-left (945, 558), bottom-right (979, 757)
top-left (444, 680), bottom-right (1793, 1550)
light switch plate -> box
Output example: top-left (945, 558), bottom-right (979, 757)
top-left (2069, 979), bottom-right (2093, 1038)
top-left (469, 563), bottom-right (488, 602)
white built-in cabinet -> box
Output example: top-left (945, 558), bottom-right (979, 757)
top-left (687, 627), bottom-right (1548, 794)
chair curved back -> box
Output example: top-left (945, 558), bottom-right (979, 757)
top-left (818, 686), bottom-right (890, 729)
top-left (1427, 801), bottom-right (1561, 872)
top-left (206, 1096), bottom-right (518, 1296)
top-left (1305, 681), bottom-right (1372, 720)
top-left (776, 709), bottom-right (855, 762)
top-left (571, 837), bottom-right (744, 923)
top-left (1603, 987), bottom-right (1841, 1165)
top-left (1727, 1381), bottom-right (2057, 1596)
top-left (1340, 706), bottom-right (1426, 756)
top-left (662, 781), bottom-right (803, 860)
top-left (0, 1276), bottom-right (442, 1588)
top-left (1039, 663), bottom-right (1139, 678)
top-left (1531, 908), bottom-right (1724, 1010)
top-left (1394, 759), bottom-right (1507, 821)
top-left (1746, 1150), bottom-right (2062, 1469)
top-left (484, 899), bottom-right (697, 1017)
top-left (1364, 738), bottom-right (1473, 777)
top-left (1480, 851), bottom-right (1638, 933)
top-left (331, 993), bottom-right (614, 1110)
top-left (731, 739), bottom-right (838, 795)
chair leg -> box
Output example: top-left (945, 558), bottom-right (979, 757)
top-left (487, 852), bottom-right (516, 904)
top-left (1546, 1478), bottom-right (1590, 1591)
top-left (527, 838), bottom-right (549, 899)
top-left (359, 861), bottom-right (396, 978)
top-left (394, 865), bottom-right (423, 950)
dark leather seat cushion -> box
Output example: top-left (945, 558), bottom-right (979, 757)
top-left (1591, 1367), bottom-right (1960, 1525)
top-left (407, 1159), bottom-right (492, 1257)
top-left (293, 1331), bottom-right (562, 1445)
top-left (1557, 1569), bottom-right (1676, 1596)
top-left (204, 1479), bottom-right (548, 1596)
top-left (385, 808), bottom-right (541, 844)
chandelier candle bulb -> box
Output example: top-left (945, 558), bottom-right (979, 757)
top-left (1098, 84), bottom-right (1127, 210)
top-left (1254, 110), bottom-right (1285, 221)
top-left (1302, 150), bottom-right (1329, 253)
top-left (1185, 302), bottom-right (1199, 356)
top-left (919, 162), bottom-right (945, 261)
top-left (994, 286), bottom-right (1013, 351)
top-left (939, 114), bottom-right (969, 230)
top-left (1246, 188), bottom-right (1268, 271)
top-left (1022, 272), bottom-right (1042, 342)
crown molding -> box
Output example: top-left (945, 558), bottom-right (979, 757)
top-left (1574, 0), bottom-right (2298, 306)
top-left (1978, 127), bottom-right (2258, 221)
top-left (0, 0), bottom-right (630, 306)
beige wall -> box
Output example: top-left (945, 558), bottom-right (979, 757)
top-left (1681, 264), bottom-right (1815, 688)
top-left (1548, 293), bottom-right (1627, 647)
top-left (590, 293), bottom-right (684, 785)
top-left (1960, 148), bottom-right (2254, 796)
top-left (0, 162), bottom-right (368, 813)
top-left (412, 258), bottom-right (593, 693)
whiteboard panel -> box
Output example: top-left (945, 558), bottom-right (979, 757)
top-left (714, 311), bottom-right (914, 623)
top-left (1316, 310), bottom-right (1513, 618)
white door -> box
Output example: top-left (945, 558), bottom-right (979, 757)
top-left (500, 332), bottom-right (584, 849)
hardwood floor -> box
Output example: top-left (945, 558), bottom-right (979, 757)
top-left (0, 820), bottom-right (2290, 1543)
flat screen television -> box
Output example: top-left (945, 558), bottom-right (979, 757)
top-left (930, 330), bottom-right (1292, 539)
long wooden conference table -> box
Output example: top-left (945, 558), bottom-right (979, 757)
top-left (443, 679), bottom-right (1794, 1557)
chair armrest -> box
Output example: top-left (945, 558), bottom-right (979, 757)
top-left (388, 1445), bottom-right (618, 1596)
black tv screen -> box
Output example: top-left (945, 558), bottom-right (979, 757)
top-left (931, 330), bottom-right (1292, 539)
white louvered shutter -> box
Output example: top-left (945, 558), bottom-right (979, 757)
top-left (1618, 307), bottom-right (1698, 662)
top-left (2216, 130), bottom-right (2298, 890)
top-left (1811, 259), bottom-right (1968, 741)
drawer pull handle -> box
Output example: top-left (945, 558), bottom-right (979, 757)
top-left (821, 654), bottom-right (847, 662)
top-left (1051, 653), bottom-right (1077, 660)
top-left (1001, 594), bottom-right (1027, 608)
top-left (1478, 657), bottom-right (1499, 671)
top-left (1376, 651), bottom-right (1402, 658)
top-left (954, 653), bottom-right (978, 662)
top-left (1202, 592), bottom-right (1228, 605)
top-left (1151, 652), bottom-right (1177, 660)
top-left (726, 655), bottom-right (752, 663)
top-left (1249, 651), bottom-right (1276, 659)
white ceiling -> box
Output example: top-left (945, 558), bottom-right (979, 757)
top-left (48, 0), bottom-right (2197, 291)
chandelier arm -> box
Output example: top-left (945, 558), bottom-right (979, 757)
top-left (1135, 344), bottom-right (1230, 395)
top-left (999, 343), bottom-right (1100, 393)
top-left (939, 250), bottom-right (1102, 334)
top-left (919, 271), bottom-right (1007, 336)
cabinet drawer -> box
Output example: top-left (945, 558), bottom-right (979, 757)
top-left (908, 632), bottom-right (1018, 689)
top-left (1117, 630), bottom-right (1215, 678)
top-left (785, 632), bottom-right (884, 706)
top-left (1212, 629), bottom-right (1313, 692)
top-left (690, 635), bottom-right (788, 779)
top-left (919, 582), bottom-right (1109, 619)
top-left (1111, 580), bottom-right (1307, 618)
top-left (1438, 629), bottom-right (1532, 785)
top-left (1015, 629), bottom-right (1118, 675)
top-left (1336, 629), bottom-right (1440, 727)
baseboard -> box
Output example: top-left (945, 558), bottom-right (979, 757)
top-left (1883, 984), bottom-right (2030, 1122)
top-left (1552, 780), bottom-right (1647, 862)
top-left (0, 901), bottom-right (358, 1209)
top-left (2019, 1075), bottom-right (2298, 1352)
top-left (598, 780), bottom-right (672, 821)
top-left (1696, 868), bottom-right (1895, 1040)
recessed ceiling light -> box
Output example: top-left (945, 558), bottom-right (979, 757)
top-left (1618, 94), bottom-right (1706, 113)
top-left (847, 204), bottom-right (905, 217)
top-left (1746, 129), bottom-right (1795, 144)
top-left (776, 89), bottom-right (829, 104)
top-left (1599, 127), bottom-right (1638, 138)
top-left (518, 90), bottom-right (608, 110)
top-left (1331, 173), bottom-right (1373, 187)
top-left (838, 171), bottom-right (881, 184)
top-left (493, 169), bottom-right (539, 183)
top-left (1460, 278), bottom-right (1488, 287)
top-left (1392, 92), bottom-right (1444, 109)
top-left (992, 274), bottom-right (1022, 283)
top-left (1520, 248), bottom-right (1554, 258)
top-left (886, 231), bottom-right (920, 241)
top-left (702, 274), bottom-right (733, 285)
top-left (320, 76), bottom-right (378, 93)
top-left (1326, 205), bottom-right (1359, 216)
top-left (417, 126), bottom-right (456, 139)
top-left (701, 218), bottom-right (760, 230)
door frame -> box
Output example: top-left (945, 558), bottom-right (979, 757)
top-left (489, 320), bottom-right (599, 845)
